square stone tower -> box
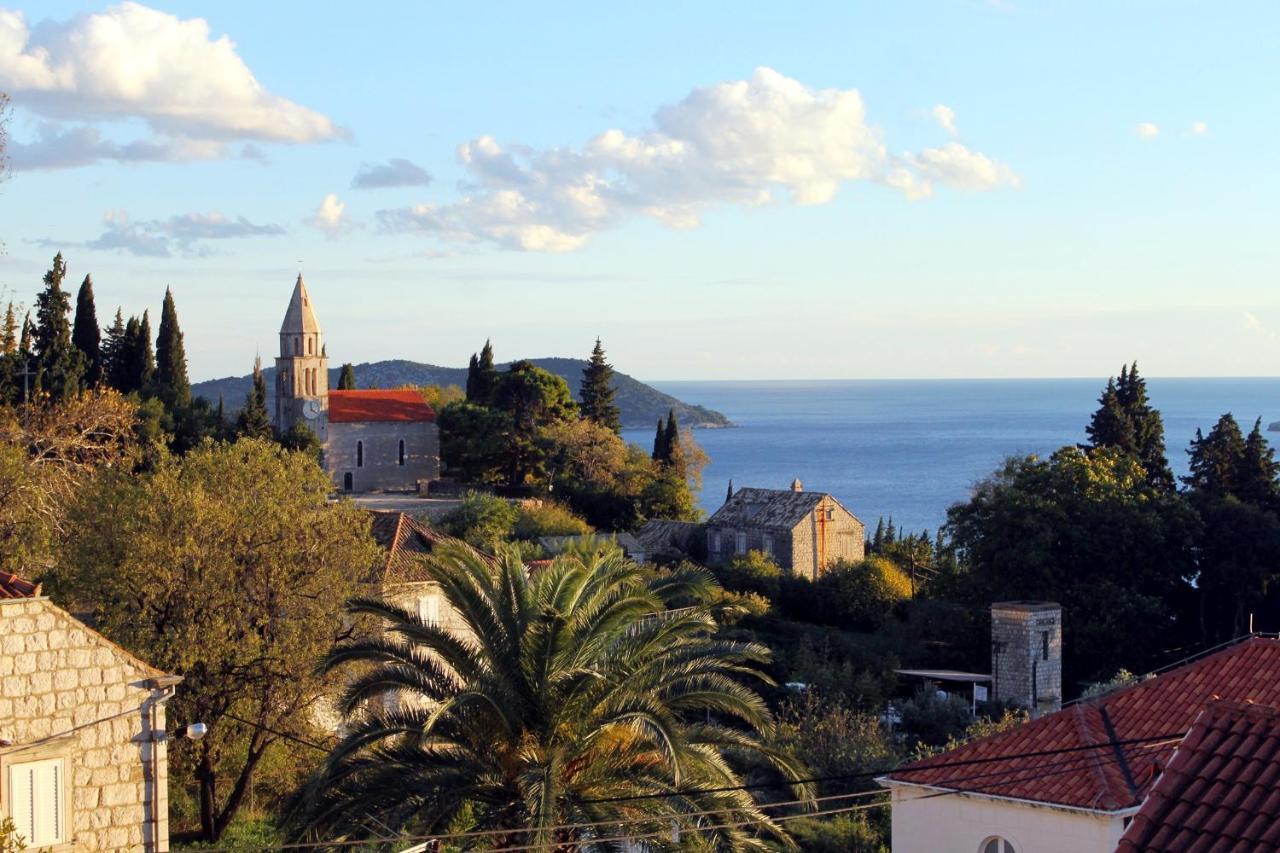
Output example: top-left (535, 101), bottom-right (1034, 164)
top-left (991, 601), bottom-right (1062, 718)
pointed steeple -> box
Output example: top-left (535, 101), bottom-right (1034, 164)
top-left (280, 273), bottom-right (322, 335)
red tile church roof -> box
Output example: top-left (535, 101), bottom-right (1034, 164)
top-left (887, 637), bottom-right (1280, 812)
top-left (1117, 700), bottom-right (1280, 851)
top-left (329, 390), bottom-right (436, 424)
top-left (0, 571), bottom-right (41, 599)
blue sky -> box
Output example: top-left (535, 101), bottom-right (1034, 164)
top-left (0, 1), bottom-right (1277, 382)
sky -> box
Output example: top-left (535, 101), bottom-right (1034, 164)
top-left (0, 1), bottom-right (1277, 382)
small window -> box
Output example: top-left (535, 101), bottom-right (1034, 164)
top-left (735, 532), bottom-right (747, 554)
top-left (1042, 630), bottom-right (1050, 660)
top-left (398, 439), bottom-right (406, 466)
top-left (982, 837), bottom-right (1016, 853)
top-left (9, 757), bottom-right (67, 847)
top-left (711, 531), bottom-right (721, 552)
top-left (762, 534), bottom-right (773, 556)
top-left (417, 593), bottom-right (441, 626)
top-left (307, 336), bottom-right (314, 355)
top-left (343, 472), bottom-right (353, 491)
top-left (356, 441), bottom-right (364, 468)
top-left (826, 508), bottom-right (835, 520)
top-left (294, 337), bottom-right (300, 355)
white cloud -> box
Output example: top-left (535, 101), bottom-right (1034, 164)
top-left (0, 3), bottom-right (339, 168)
top-left (1190, 121), bottom-right (1208, 136)
top-left (932, 104), bottom-right (958, 137)
top-left (305, 193), bottom-right (354, 236)
top-left (378, 67), bottom-right (1017, 252)
top-left (36, 209), bottom-right (286, 257)
top-left (351, 158), bottom-right (432, 189)
top-left (1135, 122), bottom-right (1160, 139)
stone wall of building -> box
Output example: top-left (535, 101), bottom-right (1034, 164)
top-left (704, 526), bottom-right (794, 569)
top-left (0, 597), bottom-right (171, 851)
top-left (991, 601), bottom-right (1063, 716)
top-left (326, 420), bottom-right (440, 492)
top-left (788, 495), bottom-right (865, 580)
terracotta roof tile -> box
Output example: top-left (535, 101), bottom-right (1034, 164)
top-left (888, 638), bottom-right (1280, 812)
top-left (367, 510), bottom-right (445, 583)
top-left (1118, 700), bottom-right (1280, 851)
top-left (329, 390), bottom-right (435, 424)
top-left (0, 571), bottom-right (40, 599)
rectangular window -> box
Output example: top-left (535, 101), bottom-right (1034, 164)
top-left (1041, 630), bottom-right (1050, 660)
top-left (711, 532), bottom-right (721, 553)
top-left (9, 757), bottom-right (66, 847)
top-left (398, 439), bottom-right (406, 466)
top-left (735, 532), bottom-right (747, 554)
top-left (356, 441), bottom-right (364, 468)
top-left (762, 534), bottom-right (773, 556)
top-left (417, 594), bottom-right (441, 626)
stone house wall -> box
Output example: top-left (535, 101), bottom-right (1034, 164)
top-left (0, 597), bottom-right (172, 852)
top-left (704, 526), bottom-right (794, 569)
top-left (788, 495), bottom-right (865, 580)
top-left (992, 602), bottom-right (1063, 716)
top-left (326, 420), bottom-right (440, 492)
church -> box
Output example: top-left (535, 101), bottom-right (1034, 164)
top-left (274, 275), bottom-right (441, 492)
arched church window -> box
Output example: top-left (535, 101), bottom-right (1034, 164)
top-left (981, 838), bottom-right (1017, 853)
top-left (398, 439), bottom-right (405, 466)
top-left (356, 441), bottom-right (364, 468)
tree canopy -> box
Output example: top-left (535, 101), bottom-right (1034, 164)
top-left (579, 337), bottom-right (620, 433)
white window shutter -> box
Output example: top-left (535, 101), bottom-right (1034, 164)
top-left (9, 763), bottom-right (33, 846)
top-left (417, 594), bottom-right (440, 626)
top-left (8, 758), bottom-right (65, 847)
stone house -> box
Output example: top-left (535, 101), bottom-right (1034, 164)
top-left (0, 571), bottom-right (178, 852)
top-left (881, 633), bottom-right (1280, 853)
top-left (704, 481), bottom-right (864, 579)
top-left (274, 275), bottom-right (441, 493)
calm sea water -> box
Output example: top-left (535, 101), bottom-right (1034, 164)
top-left (621, 378), bottom-right (1280, 535)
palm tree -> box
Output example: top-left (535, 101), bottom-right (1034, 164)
top-left (297, 541), bottom-right (808, 849)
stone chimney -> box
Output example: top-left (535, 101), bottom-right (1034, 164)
top-left (991, 601), bottom-right (1062, 718)
top-left (790, 478), bottom-right (803, 493)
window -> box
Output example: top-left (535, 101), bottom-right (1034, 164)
top-left (762, 534), bottom-right (773, 556)
top-left (307, 336), bottom-right (314, 355)
top-left (981, 837), bottom-right (1016, 853)
top-left (343, 472), bottom-right (353, 491)
top-left (417, 593), bottom-right (441, 626)
top-left (9, 757), bottom-right (66, 848)
top-left (294, 337), bottom-right (300, 355)
top-left (356, 441), bottom-right (364, 468)
top-left (398, 439), bottom-right (406, 466)
top-left (711, 531), bottom-right (721, 552)
top-left (1042, 630), bottom-right (1050, 660)
top-left (735, 532), bottom-right (747, 554)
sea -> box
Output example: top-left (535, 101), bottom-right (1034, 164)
top-left (620, 378), bottom-right (1280, 536)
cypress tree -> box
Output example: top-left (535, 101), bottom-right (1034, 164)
top-left (579, 338), bottom-right (621, 433)
top-left (662, 409), bottom-right (680, 465)
top-left (133, 311), bottom-right (156, 393)
top-left (0, 303), bottom-right (15, 405)
top-left (465, 353), bottom-right (481, 401)
top-left (475, 340), bottom-right (498, 404)
top-left (71, 274), bottom-right (101, 387)
top-left (33, 252), bottom-right (84, 401)
top-left (872, 517), bottom-right (885, 551)
top-left (1, 302), bottom-right (15, 355)
top-left (101, 309), bottom-right (127, 390)
top-left (154, 287), bottom-right (190, 406)
top-left (652, 416), bottom-right (667, 461)
top-left (337, 363), bottom-right (357, 390)
top-left (236, 357), bottom-right (273, 439)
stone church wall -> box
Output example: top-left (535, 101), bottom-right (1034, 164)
top-left (0, 597), bottom-right (171, 851)
top-left (327, 420), bottom-right (440, 492)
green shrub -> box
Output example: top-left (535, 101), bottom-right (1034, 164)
top-left (439, 491), bottom-right (518, 548)
top-left (513, 500), bottom-right (592, 540)
top-left (899, 684), bottom-right (974, 748)
top-left (786, 812), bottom-right (888, 853)
top-left (719, 550), bottom-right (784, 599)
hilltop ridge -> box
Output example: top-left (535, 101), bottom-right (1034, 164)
top-left (192, 357), bottom-right (732, 429)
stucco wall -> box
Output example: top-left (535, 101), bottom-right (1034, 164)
top-left (0, 598), bottom-right (170, 852)
top-left (888, 783), bottom-right (1127, 853)
top-left (326, 420), bottom-right (440, 492)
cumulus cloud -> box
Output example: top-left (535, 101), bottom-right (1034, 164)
top-left (377, 67), bottom-right (1017, 251)
top-left (1135, 122), bottom-right (1160, 139)
top-left (932, 104), bottom-right (959, 137)
top-left (0, 3), bottom-right (340, 169)
top-left (305, 193), bottom-right (354, 236)
top-left (37, 209), bottom-right (286, 257)
top-left (351, 158), bottom-right (433, 189)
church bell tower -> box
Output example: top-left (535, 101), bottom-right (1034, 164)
top-left (275, 274), bottom-right (329, 439)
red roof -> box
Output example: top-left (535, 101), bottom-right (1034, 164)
top-left (888, 637), bottom-right (1280, 812)
top-left (1117, 700), bottom-right (1280, 851)
top-left (0, 571), bottom-right (41, 599)
top-left (328, 390), bottom-right (435, 424)
top-left (367, 510), bottom-right (445, 583)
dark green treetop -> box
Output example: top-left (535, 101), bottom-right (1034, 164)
top-left (652, 416), bottom-right (667, 461)
top-left (579, 338), bottom-right (621, 433)
top-left (33, 253), bottom-right (84, 401)
top-left (337, 363), bottom-right (356, 390)
top-left (154, 287), bottom-right (190, 406)
top-left (1186, 413), bottom-right (1278, 506)
top-left (71, 274), bottom-right (101, 387)
top-left (1086, 362), bottom-right (1173, 490)
top-left (236, 357), bottom-right (273, 439)
top-left (465, 339), bottom-right (498, 404)
top-left (2, 301), bottom-right (17, 355)
top-left (101, 309), bottom-right (128, 391)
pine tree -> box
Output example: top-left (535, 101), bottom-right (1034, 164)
top-left (71, 274), bottom-right (102, 387)
top-left (579, 338), bottom-right (621, 433)
top-left (652, 416), bottom-right (667, 461)
top-left (154, 287), bottom-right (190, 406)
top-left (236, 357), bottom-right (273, 439)
top-left (1086, 362), bottom-right (1173, 490)
top-left (1185, 414), bottom-right (1247, 497)
top-left (132, 311), bottom-right (156, 393)
top-left (0, 302), bottom-right (15, 356)
top-left (337, 363), bottom-right (356, 390)
top-left (33, 253), bottom-right (85, 401)
top-left (1085, 378), bottom-right (1132, 451)
top-left (1238, 418), bottom-right (1280, 506)
top-left (101, 309), bottom-right (127, 390)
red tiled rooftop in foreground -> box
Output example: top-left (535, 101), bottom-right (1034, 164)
top-left (0, 570), bottom-right (41, 599)
top-left (887, 637), bottom-right (1280, 812)
top-left (1117, 700), bottom-right (1280, 852)
top-left (328, 389), bottom-right (436, 424)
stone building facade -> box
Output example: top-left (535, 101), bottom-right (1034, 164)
top-left (0, 573), bottom-right (177, 852)
top-left (704, 481), bottom-right (864, 579)
top-left (273, 276), bottom-right (440, 492)
top-left (991, 601), bottom-right (1062, 717)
